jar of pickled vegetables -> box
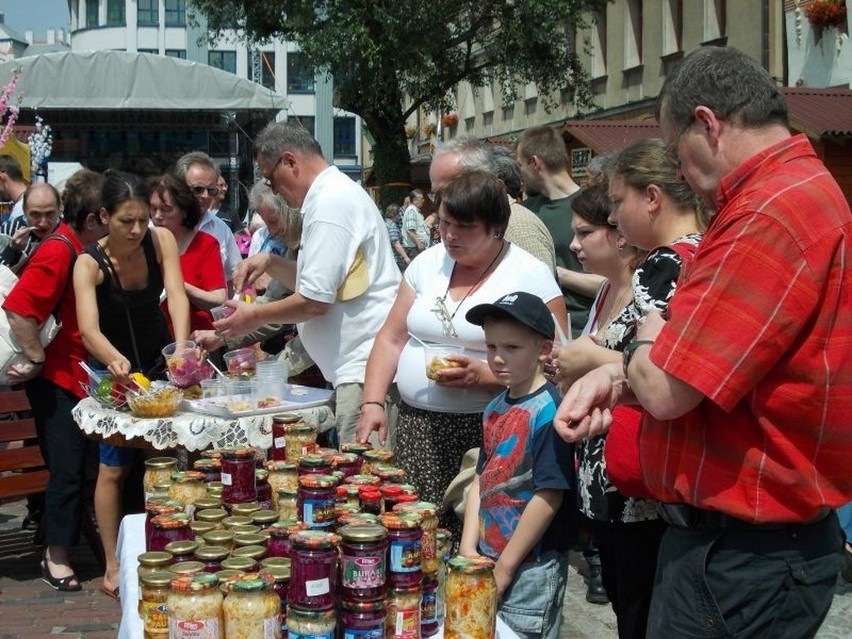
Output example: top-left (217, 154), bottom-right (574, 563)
top-left (271, 413), bottom-right (304, 461)
top-left (379, 512), bottom-right (423, 588)
top-left (297, 475), bottom-right (338, 530)
top-left (138, 551), bottom-right (173, 606)
top-left (220, 447), bottom-right (258, 505)
top-left (144, 457), bottom-right (178, 502)
top-left (444, 556), bottom-right (497, 639)
top-left (339, 524), bottom-right (388, 601)
top-left (264, 562), bottom-right (290, 638)
top-left (256, 470), bottom-right (273, 510)
top-left (267, 461), bottom-right (298, 510)
top-left (373, 464), bottom-right (407, 484)
top-left (288, 530), bottom-right (340, 610)
top-left (385, 585), bottom-right (421, 639)
top-left (194, 545), bottom-right (230, 574)
top-left (361, 449), bottom-right (393, 476)
top-left (283, 423), bottom-right (317, 463)
top-left (203, 529), bottom-right (235, 552)
top-left (223, 572), bottom-right (282, 639)
top-left (167, 572), bottom-right (223, 639)
top-left (139, 570), bottom-right (171, 639)
top-left (340, 599), bottom-right (386, 639)
top-left (165, 540), bottom-right (199, 564)
top-left (420, 574), bottom-right (439, 638)
top-left (357, 487), bottom-right (382, 516)
top-left (168, 471), bottom-right (208, 518)
top-left (275, 486), bottom-right (296, 521)
top-left (150, 512), bottom-right (193, 552)
top-left (297, 454), bottom-right (332, 478)
top-left (287, 606), bottom-right (335, 639)
top-left (395, 502), bottom-right (438, 575)
top-left (192, 458), bottom-right (222, 484)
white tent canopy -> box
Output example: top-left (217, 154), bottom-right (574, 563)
top-left (0, 50), bottom-right (288, 112)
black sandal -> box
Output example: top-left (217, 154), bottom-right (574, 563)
top-left (41, 556), bottom-right (82, 592)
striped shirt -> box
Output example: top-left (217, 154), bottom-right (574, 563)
top-left (643, 134), bottom-right (852, 523)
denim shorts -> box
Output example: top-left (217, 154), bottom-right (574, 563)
top-left (498, 550), bottom-right (570, 639)
top-left (99, 442), bottom-right (134, 467)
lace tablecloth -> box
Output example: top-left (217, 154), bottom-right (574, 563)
top-left (72, 397), bottom-right (336, 451)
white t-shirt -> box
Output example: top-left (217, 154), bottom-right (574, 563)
top-left (296, 166), bottom-right (401, 387)
top-left (196, 210), bottom-right (242, 281)
top-left (398, 242), bottom-right (561, 413)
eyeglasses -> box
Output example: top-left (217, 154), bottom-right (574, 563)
top-left (263, 155), bottom-right (285, 187)
top-left (665, 119), bottom-right (695, 159)
top-left (191, 185), bottom-right (220, 196)
top-left (431, 296), bottom-right (459, 338)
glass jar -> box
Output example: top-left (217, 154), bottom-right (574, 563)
top-left (380, 485), bottom-right (403, 513)
top-left (223, 515), bottom-right (255, 530)
top-left (168, 471), bottom-right (208, 518)
top-left (271, 413), bottom-right (304, 462)
top-left (215, 569), bottom-right (244, 585)
top-left (435, 529), bottom-right (452, 623)
top-left (283, 423), bottom-right (318, 463)
top-left (395, 502), bottom-right (438, 575)
top-left (385, 585), bottom-right (421, 639)
top-left (220, 447), bottom-right (258, 505)
top-left (138, 551), bottom-right (173, 606)
top-left (357, 487), bottom-right (382, 516)
top-left (150, 513), bottom-right (193, 553)
top-left (337, 485), bottom-right (361, 509)
top-left (264, 563), bottom-right (291, 639)
top-left (231, 501), bottom-right (262, 518)
top-left (145, 500), bottom-right (183, 552)
top-left (297, 454), bottom-right (332, 478)
top-left (267, 521), bottom-right (294, 559)
top-left (445, 556), bottom-right (497, 639)
top-left (191, 521), bottom-right (216, 541)
top-left (337, 524), bottom-right (386, 602)
top-left (287, 606), bottom-right (335, 639)
top-left (169, 561), bottom-right (206, 577)
top-left (278, 487), bottom-right (298, 521)
top-left (361, 449), bottom-right (393, 476)
top-left (196, 507), bottom-right (228, 529)
top-left (167, 572), bottom-right (223, 639)
top-left (297, 474), bottom-right (338, 531)
top-left (256, 470), bottom-right (273, 510)
top-left (252, 509), bottom-right (280, 530)
top-left (340, 599), bottom-right (386, 639)
top-left (420, 574), bottom-right (439, 638)
top-left (144, 457), bottom-right (178, 502)
top-left (151, 482), bottom-right (172, 501)
top-left (164, 540), bottom-right (199, 564)
top-left (193, 458), bottom-right (222, 484)
top-left (203, 529), bottom-right (235, 552)
top-left (344, 474), bottom-right (381, 489)
top-left (223, 572), bottom-right (282, 639)
top-left (288, 530), bottom-right (340, 610)
top-left (340, 442), bottom-right (372, 457)
top-left (207, 482), bottom-right (224, 500)
top-left (235, 531), bottom-right (269, 547)
top-left (221, 556), bottom-right (257, 573)
top-left (379, 512), bottom-right (423, 588)
top-left (329, 453), bottom-right (361, 480)
top-left (267, 461), bottom-right (298, 510)
top-left (373, 464), bottom-right (407, 484)
top-left (195, 545), bottom-right (230, 574)
top-left (139, 570), bottom-right (171, 639)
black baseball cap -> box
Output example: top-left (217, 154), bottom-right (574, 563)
top-left (466, 291), bottom-right (555, 340)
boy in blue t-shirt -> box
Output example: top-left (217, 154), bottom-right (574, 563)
top-left (463, 291), bottom-right (577, 639)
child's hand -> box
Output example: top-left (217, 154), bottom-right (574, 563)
top-left (493, 559), bottom-right (515, 600)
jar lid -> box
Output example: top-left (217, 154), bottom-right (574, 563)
top-left (339, 523), bottom-right (387, 543)
top-left (221, 556), bottom-right (256, 572)
top-left (145, 456), bottom-right (178, 469)
top-left (152, 481), bottom-right (173, 493)
top-left (337, 512), bottom-right (380, 528)
top-left (164, 540), bottom-right (199, 556)
top-left (341, 599), bottom-right (386, 613)
top-left (264, 564), bottom-right (291, 582)
top-left (170, 571), bottom-right (218, 592)
top-left (196, 507), bottom-right (228, 522)
top-left (168, 560), bottom-right (206, 576)
top-left (285, 423), bottom-right (314, 434)
top-left (345, 474), bottom-right (381, 486)
top-left (357, 486), bottom-right (381, 499)
top-left (380, 512), bottom-right (422, 530)
top-left (193, 458), bottom-right (221, 471)
top-left (255, 469), bottom-right (269, 482)
top-left (298, 473), bottom-right (337, 489)
top-left (152, 512), bottom-right (190, 529)
top-left (219, 446), bottom-right (256, 459)
top-left (341, 442), bottom-right (372, 455)
top-left (277, 486), bottom-right (298, 497)
top-left (170, 470), bottom-right (206, 483)
top-left (251, 509), bottom-right (279, 524)
top-left (194, 497), bottom-right (222, 510)
top-left (231, 525), bottom-right (262, 536)
top-left (267, 521), bottom-right (293, 537)
top-left (138, 551), bottom-right (172, 567)
top-left (290, 530), bottom-right (341, 550)
top-left (207, 481), bottom-right (224, 492)
top-left (448, 555), bottom-right (496, 573)
top-left (215, 568), bottom-right (245, 582)
top-left (380, 485), bottom-right (403, 498)
top-left (230, 502), bottom-right (261, 517)
top-left (373, 464), bottom-right (406, 479)
top-left (203, 529), bottom-right (235, 544)
top-left (334, 504), bottom-right (361, 518)
top-left (232, 544), bottom-right (267, 560)
top-left (397, 484), bottom-right (418, 495)
top-left (298, 454), bottom-right (331, 468)
top-left (201, 449), bottom-right (222, 459)
top-left (140, 570), bottom-right (174, 588)
top-left (260, 556), bottom-right (292, 570)
top-left (145, 498), bottom-right (181, 514)
top-left (267, 460), bottom-right (297, 472)
top-left (227, 571), bottom-right (274, 593)
top-left (362, 448), bottom-right (394, 462)
top-left (233, 533), bottom-right (267, 547)
top-left (395, 493), bottom-right (419, 505)
top-left (288, 605), bottom-right (336, 617)
top-left (271, 413), bottom-right (303, 424)
top-left (222, 515), bottom-right (254, 528)
top-left (190, 521), bottom-right (216, 536)
top-left (194, 544), bottom-right (230, 561)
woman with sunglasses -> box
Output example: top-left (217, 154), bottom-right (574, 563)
top-left (356, 171), bottom-right (567, 531)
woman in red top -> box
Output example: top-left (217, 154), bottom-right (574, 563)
top-left (149, 173), bottom-right (227, 333)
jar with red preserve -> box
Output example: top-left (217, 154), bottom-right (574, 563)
top-left (380, 485), bottom-right (404, 513)
top-left (165, 540), bottom-right (199, 564)
top-left (271, 413), bottom-right (304, 461)
top-left (340, 599), bottom-right (386, 639)
top-left (379, 512), bottom-right (423, 588)
top-left (385, 584), bottom-right (421, 639)
top-left (150, 512), bottom-right (193, 552)
top-left (256, 470), bottom-right (273, 510)
top-left (339, 524), bottom-right (388, 601)
top-left (298, 454), bottom-right (332, 478)
top-left (145, 499), bottom-right (183, 551)
top-left (361, 449), bottom-right (393, 476)
top-left (192, 458), bottom-right (221, 484)
top-left (297, 474), bottom-right (338, 531)
top-left (358, 487), bottom-right (382, 516)
top-left (373, 464), bottom-right (407, 484)
top-left (395, 501), bottom-right (438, 575)
top-left (267, 521), bottom-right (295, 558)
top-left (220, 447), bottom-right (258, 504)
top-left (329, 453), bottom-right (361, 480)
top-left (288, 530), bottom-right (340, 610)
top-left (195, 545), bottom-right (230, 574)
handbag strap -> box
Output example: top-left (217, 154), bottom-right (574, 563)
top-left (95, 243), bottom-right (143, 371)
top-left (18, 232), bottom-right (77, 320)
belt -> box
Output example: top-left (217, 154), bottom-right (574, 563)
top-left (657, 503), bottom-right (831, 531)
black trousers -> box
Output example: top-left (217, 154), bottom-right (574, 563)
top-left (26, 377), bottom-right (98, 548)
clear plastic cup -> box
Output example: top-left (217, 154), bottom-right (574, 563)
top-left (210, 305), bottom-right (235, 321)
top-left (223, 347), bottom-right (258, 378)
top-left (200, 378), bottom-right (225, 399)
top-left (423, 343), bottom-right (465, 381)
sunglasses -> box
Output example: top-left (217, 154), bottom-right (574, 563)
top-left (191, 185), bottom-right (220, 196)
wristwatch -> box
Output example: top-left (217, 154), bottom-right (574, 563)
top-left (622, 340), bottom-right (655, 377)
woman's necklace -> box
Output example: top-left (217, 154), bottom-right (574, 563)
top-left (597, 284), bottom-right (632, 333)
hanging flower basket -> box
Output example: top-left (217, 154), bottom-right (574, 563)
top-left (441, 113), bottom-right (459, 128)
top-left (806, 0), bottom-right (847, 30)
top-left (422, 121), bottom-right (437, 137)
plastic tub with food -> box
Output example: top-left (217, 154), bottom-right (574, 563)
top-left (127, 384), bottom-right (183, 418)
top-left (423, 344), bottom-right (465, 381)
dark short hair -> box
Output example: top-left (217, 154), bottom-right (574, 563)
top-left (439, 171), bottom-right (510, 237)
top-left (0, 155), bottom-right (24, 182)
top-left (148, 173), bottom-right (203, 228)
top-left (571, 182), bottom-right (614, 228)
top-left (254, 121), bottom-right (324, 165)
top-left (62, 169), bottom-right (105, 230)
top-left (22, 182), bottom-right (61, 212)
top-left (101, 170), bottom-right (148, 216)
top-left (657, 46), bottom-right (788, 130)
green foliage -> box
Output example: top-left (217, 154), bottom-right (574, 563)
top-left (189, 0), bottom-right (606, 204)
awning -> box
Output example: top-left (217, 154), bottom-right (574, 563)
top-left (560, 119), bottom-right (662, 153)
top-left (781, 87), bottom-right (852, 137)
top-left (0, 50), bottom-right (288, 112)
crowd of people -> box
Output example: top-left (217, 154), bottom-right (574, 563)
top-left (1, 45), bottom-right (851, 639)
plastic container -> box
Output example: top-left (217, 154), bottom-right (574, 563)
top-left (139, 570), bottom-right (171, 639)
top-left (144, 457), bottom-right (178, 502)
top-left (445, 556), bottom-right (497, 639)
top-left (222, 572), bottom-right (282, 639)
top-left (288, 530), bottom-right (340, 610)
top-left (220, 447), bottom-right (258, 505)
top-left (385, 585), bottom-right (421, 639)
top-left (167, 572), bottom-right (223, 639)
top-left (380, 512), bottom-right (423, 588)
top-left (223, 347), bottom-right (259, 378)
top-left (163, 340), bottom-right (214, 388)
top-left (423, 343), bottom-right (464, 381)
top-left (339, 524), bottom-right (388, 601)
top-left (340, 599), bottom-right (386, 639)
top-left (287, 606), bottom-right (336, 639)
top-left (270, 414), bottom-right (303, 461)
top-left (297, 475), bottom-right (338, 531)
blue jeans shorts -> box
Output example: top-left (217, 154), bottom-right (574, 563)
top-left (99, 442), bottom-right (134, 467)
top-left (498, 550), bottom-right (570, 639)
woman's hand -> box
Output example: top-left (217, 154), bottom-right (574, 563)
top-left (554, 336), bottom-right (606, 393)
top-left (434, 355), bottom-right (487, 389)
top-left (234, 253), bottom-right (272, 291)
top-left (107, 357), bottom-right (132, 382)
top-left (355, 403), bottom-right (388, 446)
top-left (193, 329), bottom-right (225, 351)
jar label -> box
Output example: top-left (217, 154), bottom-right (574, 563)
top-left (389, 539), bottom-right (421, 574)
top-left (169, 617), bottom-right (220, 639)
top-left (392, 609), bottom-right (420, 639)
top-left (421, 588), bottom-right (437, 623)
top-left (141, 601), bottom-right (169, 632)
top-left (305, 577), bottom-right (331, 597)
top-left (344, 628), bottom-right (384, 639)
top-left (341, 554), bottom-right (386, 589)
top-left (302, 499), bottom-right (336, 528)
top-left (289, 631), bottom-right (334, 639)
top-left (221, 472), bottom-right (233, 486)
top-left (274, 436), bottom-right (286, 449)
top-left (300, 444), bottom-right (317, 456)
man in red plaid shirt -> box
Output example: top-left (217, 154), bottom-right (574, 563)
top-left (555, 46), bottom-right (852, 638)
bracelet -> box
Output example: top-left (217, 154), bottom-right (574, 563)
top-left (360, 401), bottom-right (384, 411)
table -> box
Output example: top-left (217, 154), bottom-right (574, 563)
top-left (116, 514), bottom-right (520, 639)
top-left (72, 397), bottom-right (336, 451)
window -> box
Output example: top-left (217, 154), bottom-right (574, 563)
top-left (251, 52), bottom-right (276, 89)
top-left (292, 116), bottom-right (315, 137)
top-left (107, 0), bottom-right (125, 26)
top-left (165, 49), bottom-right (186, 59)
top-left (662, 0), bottom-right (683, 55)
top-left (287, 52), bottom-right (315, 93)
top-left (209, 51), bottom-right (237, 74)
top-left (86, 0), bottom-right (99, 28)
top-left (165, 0), bottom-right (186, 26)
top-left (704, 0), bottom-right (726, 42)
top-left (333, 117), bottom-right (356, 156)
top-left (138, 48), bottom-right (158, 55)
top-left (138, 0), bottom-right (158, 26)
top-left (624, 0), bottom-right (643, 68)
top-left (590, 10), bottom-right (607, 78)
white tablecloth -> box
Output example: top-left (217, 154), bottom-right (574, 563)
top-left (116, 513), bottom-right (520, 639)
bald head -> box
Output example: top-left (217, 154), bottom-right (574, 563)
top-left (23, 183), bottom-right (62, 239)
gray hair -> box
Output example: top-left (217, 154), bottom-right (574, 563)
top-left (248, 180), bottom-right (302, 248)
top-left (173, 151), bottom-right (217, 181)
top-left (586, 154), bottom-right (612, 180)
top-left (254, 121), bottom-right (323, 165)
top-left (432, 137), bottom-right (496, 174)
top-left (489, 146), bottom-right (522, 199)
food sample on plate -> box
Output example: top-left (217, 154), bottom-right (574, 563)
top-left (256, 397), bottom-right (281, 408)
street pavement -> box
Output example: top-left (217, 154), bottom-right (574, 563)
top-left (0, 496), bottom-right (849, 638)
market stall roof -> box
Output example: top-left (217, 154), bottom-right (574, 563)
top-left (0, 49), bottom-right (288, 112)
top-left (781, 87), bottom-right (852, 137)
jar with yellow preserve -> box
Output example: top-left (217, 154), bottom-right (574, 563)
top-left (144, 457), bottom-right (178, 502)
top-left (270, 413), bottom-right (303, 461)
top-left (267, 461), bottom-right (298, 509)
top-left (444, 556), bottom-right (497, 639)
top-left (395, 501), bottom-right (438, 575)
top-left (139, 570), bottom-right (171, 639)
top-left (287, 606), bottom-right (336, 639)
top-left (385, 584), bottom-right (421, 639)
top-left (168, 572), bottom-right (223, 639)
top-left (138, 551), bottom-right (172, 607)
top-left (223, 572), bottom-right (282, 639)
top-left (168, 471), bottom-right (207, 518)
top-left (283, 422), bottom-right (317, 463)
top-left (278, 487), bottom-right (298, 521)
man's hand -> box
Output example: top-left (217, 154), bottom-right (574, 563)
top-left (6, 360), bottom-right (42, 383)
top-left (213, 301), bottom-right (263, 339)
top-left (10, 226), bottom-right (35, 252)
top-left (192, 329), bottom-right (225, 352)
top-left (234, 253), bottom-right (272, 292)
top-left (553, 363), bottom-right (625, 442)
